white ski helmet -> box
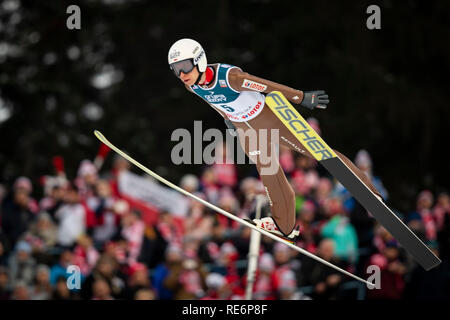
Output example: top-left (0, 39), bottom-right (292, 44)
top-left (168, 38), bottom-right (207, 75)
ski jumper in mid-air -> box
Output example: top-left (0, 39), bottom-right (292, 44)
top-left (168, 38), bottom-right (383, 242)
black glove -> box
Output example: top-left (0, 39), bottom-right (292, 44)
top-left (224, 119), bottom-right (237, 136)
top-left (300, 90), bottom-right (329, 110)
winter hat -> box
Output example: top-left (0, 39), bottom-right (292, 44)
top-left (206, 273), bottom-right (226, 290)
top-left (259, 253), bottom-right (275, 272)
top-left (129, 263), bottom-right (147, 277)
top-left (220, 242), bottom-right (239, 262)
top-left (36, 264), bottom-right (50, 275)
top-left (77, 159), bottom-right (98, 178)
top-left (15, 241), bottom-right (32, 254)
top-left (180, 174), bottom-right (199, 191)
top-left (369, 253), bottom-right (388, 270)
top-left (38, 211), bottom-right (52, 222)
top-left (165, 243), bottom-right (183, 257)
top-left (14, 176), bottom-right (32, 193)
top-left (218, 193), bottom-right (239, 211)
top-left (279, 270), bottom-right (297, 291)
top-left (355, 149), bottom-right (372, 168)
top-left (273, 242), bottom-right (290, 254)
top-left (418, 190), bottom-right (433, 203)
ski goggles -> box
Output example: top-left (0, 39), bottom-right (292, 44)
top-left (170, 59), bottom-right (196, 77)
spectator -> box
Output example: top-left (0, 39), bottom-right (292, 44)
top-left (216, 193), bottom-right (241, 231)
top-left (296, 200), bottom-right (318, 253)
top-left (184, 193), bottom-right (215, 241)
top-left (86, 179), bottom-right (119, 248)
top-left (314, 177), bottom-right (333, 208)
top-left (231, 224), bottom-right (253, 261)
top-left (156, 210), bottom-right (184, 248)
top-left (405, 213), bottom-right (427, 246)
top-left (39, 178), bottom-right (67, 220)
top-left (120, 209), bottom-right (145, 266)
top-left (180, 174), bottom-right (199, 194)
top-left (300, 239), bottom-right (343, 300)
top-left (279, 145), bottom-right (295, 175)
top-left (11, 281), bottom-right (30, 300)
top-left (291, 155), bottom-right (319, 200)
top-left (49, 249), bottom-right (75, 285)
top-left (433, 192), bottom-right (450, 232)
top-left (278, 269), bottom-right (308, 300)
top-left (163, 252), bottom-right (208, 299)
top-left (272, 242), bottom-right (300, 293)
top-left (372, 224), bottom-right (397, 253)
top-left (202, 272), bottom-right (243, 300)
top-left (54, 184), bottom-right (86, 248)
top-left (407, 190), bottom-right (437, 242)
top-left (30, 264), bottom-right (52, 300)
top-left (103, 240), bottom-right (128, 266)
top-left (81, 255), bottom-right (125, 300)
top-left (0, 187), bottom-right (35, 252)
top-left (72, 234), bottom-right (100, 276)
top-left (202, 272), bottom-right (227, 300)
top-left (404, 244), bottom-right (450, 300)
top-left (199, 167), bottom-right (220, 205)
top-left (237, 177), bottom-right (264, 219)
top-left (354, 150), bottom-right (388, 201)
top-left (123, 262), bottom-right (152, 299)
top-left (367, 242), bottom-right (407, 300)
top-left (108, 154), bottom-right (131, 197)
top-left (334, 149), bottom-right (388, 212)
top-left (320, 197), bottom-right (358, 264)
top-left (152, 244), bottom-right (183, 300)
top-left (134, 288), bottom-right (156, 300)
top-left (349, 200), bottom-right (376, 250)
top-left (137, 222), bottom-right (167, 269)
top-left (0, 266), bottom-right (11, 300)
top-left (8, 241), bottom-right (36, 288)
top-left (212, 242), bottom-right (243, 297)
top-left (21, 211), bottom-right (58, 265)
top-left (75, 160), bottom-right (98, 199)
top-left (0, 230), bottom-right (8, 266)
top-left (52, 276), bottom-right (76, 300)
top-left (209, 242), bottom-right (235, 277)
top-left (252, 253), bottom-right (276, 300)
top-left (92, 278), bottom-right (114, 300)
top-left (13, 176), bottom-right (39, 214)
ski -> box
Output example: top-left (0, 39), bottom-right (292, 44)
top-left (93, 130), bottom-right (375, 287)
top-left (265, 91), bottom-right (441, 271)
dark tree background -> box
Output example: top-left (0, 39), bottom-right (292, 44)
top-left (0, 0), bottom-right (449, 213)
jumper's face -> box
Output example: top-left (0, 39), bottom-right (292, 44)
top-left (170, 58), bottom-right (199, 86)
top-left (179, 67), bottom-right (199, 86)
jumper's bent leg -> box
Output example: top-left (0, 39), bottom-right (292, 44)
top-left (235, 125), bottom-right (297, 236)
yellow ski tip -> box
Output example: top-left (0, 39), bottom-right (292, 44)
top-left (93, 130), bottom-right (107, 144)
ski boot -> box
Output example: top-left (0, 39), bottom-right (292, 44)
top-left (245, 216), bottom-right (300, 244)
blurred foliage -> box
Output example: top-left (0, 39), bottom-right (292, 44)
top-left (0, 0), bottom-right (449, 211)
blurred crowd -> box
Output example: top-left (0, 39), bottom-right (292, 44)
top-left (1, 124), bottom-right (449, 300)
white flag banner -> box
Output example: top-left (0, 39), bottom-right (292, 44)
top-left (118, 170), bottom-right (189, 217)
